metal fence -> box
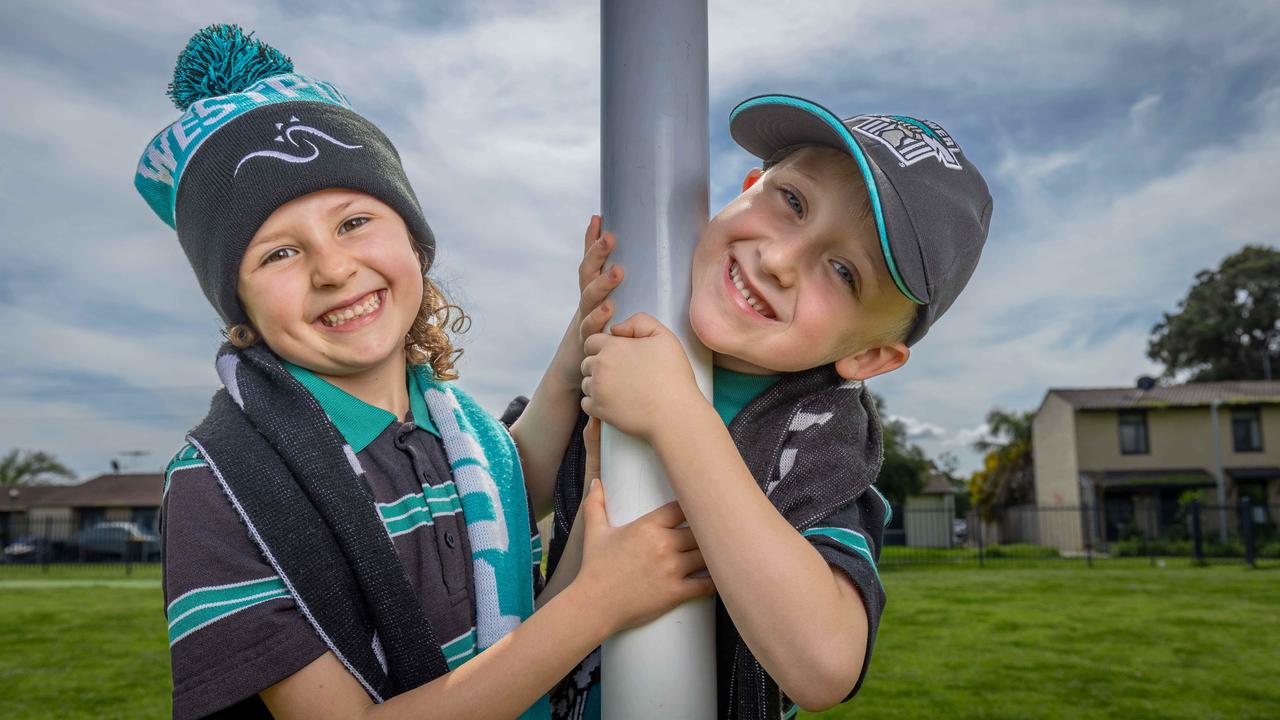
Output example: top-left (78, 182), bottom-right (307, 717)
top-left (880, 498), bottom-right (1278, 568)
top-left (4, 499), bottom-right (1276, 573)
top-left (0, 517), bottom-right (160, 573)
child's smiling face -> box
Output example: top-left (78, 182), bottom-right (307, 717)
top-left (689, 146), bottom-right (916, 379)
top-left (237, 189), bottom-right (424, 378)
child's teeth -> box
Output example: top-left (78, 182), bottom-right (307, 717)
top-left (322, 292), bottom-right (381, 326)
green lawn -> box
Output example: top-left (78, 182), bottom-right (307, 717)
top-left (1, 562), bottom-right (1276, 719)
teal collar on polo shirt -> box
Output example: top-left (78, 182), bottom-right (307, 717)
top-left (712, 365), bottom-right (781, 426)
top-left (283, 362), bottom-right (440, 452)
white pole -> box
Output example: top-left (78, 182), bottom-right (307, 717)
top-left (600, 0), bottom-right (716, 718)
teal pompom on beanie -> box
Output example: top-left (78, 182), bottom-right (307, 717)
top-left (166, 24), bottom-right (294, 111)
top-left (135, 24), bottom-right (435, 325)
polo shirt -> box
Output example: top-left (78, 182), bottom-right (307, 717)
top-left (546, 366), bottom-right (887, 720)
top-left (161, 367), bottom-right (542, 720)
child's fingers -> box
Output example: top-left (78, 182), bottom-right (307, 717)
top-left (579, 300), bottom-right (614, 341)
top-left (578, 263), bottom-right (623, 313)
top-left (583, 331), bottom-right (612, 358)
top-left (641, 500), bottom-right (687, 528)
top-left (583, 418), bottom-right (601, 489)
top-left (675, 548), bottom-right (708, 577)
top-left (681, 575), bottom-right (717, 599)
top-left (582, 214), bottom-right (602, 254)
top-left (667, 525), bottom-right (698, 552)
top-left (578, 230), bottom-right (614, 290)
top-left (581, 477), bottom-right (609, 533)
top-left (609, 312), bottom-right (661, 339)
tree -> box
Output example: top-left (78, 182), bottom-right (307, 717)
top-left (0, 450), bottom-right (75, 486)
top-left (871, 394), bottom-right (929, 509)
top-left (967, 408), bottom-right (1034, 519)
top-left (1148, 245), bottom-right (1280, 381)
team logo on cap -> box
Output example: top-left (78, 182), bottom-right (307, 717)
top-left (847, 115), bottom-right (962, 171)
top-left (234, 116), bottom-right (364, 178)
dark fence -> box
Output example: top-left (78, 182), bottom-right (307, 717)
top-left (4, 500), bottom-right (1276, 573)
top-left (0, 517), bottom-right (160, 573)
top-left (880, 499), bottom-right (1278, 568)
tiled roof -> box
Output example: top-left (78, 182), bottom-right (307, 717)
top-left (1049, 381), bottom-right (1280, 410)
top-left (0, 484), bottom-right (69, 511)
top-left (920, 472), bottom-right (960, 495)
top-left (22, 473), bottom-right (163, 508)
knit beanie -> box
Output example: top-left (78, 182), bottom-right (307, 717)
top-left (134, 24), bottom-right (435, 325)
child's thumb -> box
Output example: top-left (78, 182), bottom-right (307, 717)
top-left (582, 477), bottom-right (609, 533)
top-left (610, 311), bottom-right (658, 338)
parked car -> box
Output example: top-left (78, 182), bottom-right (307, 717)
top-left (68, 522), bottom-right (161, 562)
top-left (3, 535), bottom-right (56, 563)
top-left (952, 518), bottom-right (968, 545)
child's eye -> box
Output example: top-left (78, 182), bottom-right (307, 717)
top-left (263, 247), bottom-right (298, 265)
top-left (831, 260), bottom-right (857, 292)
top-left (781, 188), bottom-right (804, 217)
top-left (339, 216), bottom-right (370, 235)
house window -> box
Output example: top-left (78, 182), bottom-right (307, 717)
top-left (131, 507), bottom-right (158, 533)
top-left (1118, 411), bottom-right (1149, 454)
top-left (1231, 408), bottom-right (1263, 453)
top-left (78, 507), bottom-right (104, 530)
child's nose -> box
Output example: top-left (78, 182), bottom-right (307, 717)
top-left (311, 244), bottom-right (358, 286)
top-left (758, 238), bottom-right (799, 289)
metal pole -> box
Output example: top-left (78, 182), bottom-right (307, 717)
top-left (1190, 499), bottom-right (1204, 565)
top-left (1241, 496), bottom-right (1256, 568)
top-left (1210, 398), bottom-right (1228, 544)
top-left (600, 1), bottom-right (715, 718)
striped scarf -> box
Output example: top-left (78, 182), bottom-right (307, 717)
top-left (192, 343), bottom-right (549, 717)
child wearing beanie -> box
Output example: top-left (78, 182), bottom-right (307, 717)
top-left (141, 25), bottom-right (710, 720)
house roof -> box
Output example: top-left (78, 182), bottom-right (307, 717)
top-left (24, 473), bottom-right (164, 509)
top-left (920, 472), bottom-right (959, 495)
top-left (1047, 381), bottom-right (1280, 411)
top-left (0, 484), bottom-right (70, 512)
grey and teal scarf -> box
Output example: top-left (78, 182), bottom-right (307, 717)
top-left (189, 343), bottom-right (549, 717)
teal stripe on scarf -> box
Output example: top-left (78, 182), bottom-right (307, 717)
top-left (413, 368), bottom-right (549, 720)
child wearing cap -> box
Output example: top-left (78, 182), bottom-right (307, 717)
top-left (546, 95), bottom-right (992, 717)
top-left (142, 25), bottom-right (712, 720)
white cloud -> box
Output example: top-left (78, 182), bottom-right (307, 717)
top-left (3, 1), bottom-right (1280, 478)
top-left (891, 415), bottom-right (946, 441)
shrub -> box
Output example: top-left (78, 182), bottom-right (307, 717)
top-left (983, 543), bottom-right (1060, 559)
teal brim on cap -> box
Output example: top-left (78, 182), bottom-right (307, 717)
top-left (729, 95), bottom-right (926, 306)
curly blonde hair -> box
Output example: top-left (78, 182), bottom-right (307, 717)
top-left (228, 257), bottom-right (469, 381)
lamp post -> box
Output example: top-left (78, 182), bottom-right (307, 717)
top-left (600, 0), bottom-right (716, 717)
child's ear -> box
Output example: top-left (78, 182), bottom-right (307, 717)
top-left (834, 343), bottom-right (910, 381)
top-left (741, 167), bottom-right (764, 193)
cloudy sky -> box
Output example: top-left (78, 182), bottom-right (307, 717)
top-left (2, 0), bottom-right (1278, 479)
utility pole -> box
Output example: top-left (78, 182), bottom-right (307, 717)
top-left (600, 0), bottom-right (716, 717)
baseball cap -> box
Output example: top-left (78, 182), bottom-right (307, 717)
top-left (729, 94), bottom-right (992, 346)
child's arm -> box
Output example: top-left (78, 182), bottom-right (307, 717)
top-left (582, 313), bottom-right (869, 712)
top-left (535, 417), bottom-right (599, 607)
top-left (510, 216), bottom-right (620, 520)
top-left (261, 474), bottom-right (709, 720)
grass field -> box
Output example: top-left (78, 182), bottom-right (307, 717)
top-left (1, 561), bottom-right (1276, 719)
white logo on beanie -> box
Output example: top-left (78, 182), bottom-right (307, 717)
top-left (234, 116), bottom-right (363, 177)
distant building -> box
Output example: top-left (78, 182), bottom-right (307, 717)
top-left (1033, 380), bottom-right (1280, 551)
top-left (0, 473), bottom-right (163, 542)
top-left (904, 469), bottom-right (960, 548)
